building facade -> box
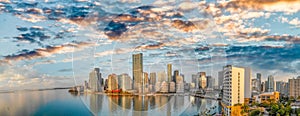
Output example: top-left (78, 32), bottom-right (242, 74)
top-left (89, 68), bottom-right (102, 92)
top-left (289, 77), bottom-right (300, 98)
top-left (222, 65), bottom-right (245, 116)
top-left (132, 53), bottom-right (143, 92)
top-left (266, 75), bottom-right (275, 92)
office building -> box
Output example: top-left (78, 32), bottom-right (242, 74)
top-left (218, 71), bottom-right (224, 89)
top-left (199, 72), bottom-right (207, 89)
top-left (192, 74), bottom-right (199, 90)
top-left (206, 76), bottom-right (215, 89)
top-left (118, 73), bottom-right (132, 91)
top-left (289, 77), bottom-right (300, 98)
top-left (169, 82), bottom-right (176, 93)
top-left (276, 81), bottom-right (288, 96)
top-left (244, 67), bottom-right (252, 101)
top-left (157, 71), bottom-right (166, 83)
top-left (175, 75), bottom-right (184, 93)
top-left (89, 68), bottom-right (102, 92)
top-left (133, 53), bottom-right (143, 92)
top-left (143, 72), bottom-right (149, 93)
top-left (160, 81), bottom-right (169, 93)
top-left (167, 64), bottom-right (172, 82)
top-left (257, 73), bottom-right (262, 93)
top-left (261, 82), bottom-right (265, 92)
top-left (221, 65), bottom-right (245, 116)
top-left (149, 72), bottom-right (156, 92)
top-left (266, 75), bottom-right (275, 92)
top-left (173, 70), bottom-right (179, 83)
top-left (107, 74), bottom-right (118, 91)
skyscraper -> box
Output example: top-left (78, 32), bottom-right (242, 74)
top-left (266, 75), bottom-right (275, 92)
top-left (118, 73), bottom-right (132, 91)
top-left (206, 76), bottom-right (215, 89)
top-left (173, 70), bottom-right (179, 83)
top-left (89, 68), bottom-right (102, 92)
top-left (288, 77), bottom-right (300, 98)
top-left (221, 65), bottom-right (245, 116)
top-left (244, 67), bottom-right (252, 102)
top-left (218, 71), bottom-right (224, 90)
top-left (133, 53), bottom-right (143, 92)
top-left (192, 74), bottom-right (198, 90)
top-left (199, 72), bottom-right (207, 89)
top-left (150, 72), bottom-right (156, 85)
top-left (157, 71), bottom-right (166, 82)
top-left (149, 72), bottom-right (156, 92)
top-left (257, 73), bottom-right (262, 93)
top-left (107, 74), bottom-right (118, 91)
top-left (167, 64), bottom-right (172, 82)
top-left (143, 72), bottom-right (149, 93)
top-left (276, 81), bottom-right (288, 96)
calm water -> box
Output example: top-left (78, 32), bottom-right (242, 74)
top-left (0, 89), bottom-right (221, 116)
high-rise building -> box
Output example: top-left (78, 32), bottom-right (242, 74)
top-left (252, 79), bottom-right (259, 92)
top-left (266, 75), bottom-right (275, 92)
top-left (244, 67), bottom-right (252, 101)
top-left (175, 75), bottom-right (184, 93)
top-left (173, 70), bottom-right (179, 83)
top-left (218, 71), bottom-right (224, 90)
top-left (133, 53), bottom-right (143, 92)
top-left (199, 72), bottom-right (207, 89)
top-left (160, 81), bottom-right (169, 93)
top-left (206, 76), bottom-right (215, 89)
top-left (107, 74), bottom-right (118, 91)
top-left (276, 81), bottom-right (288, 96)
top-left (118, 73), bottom-right (132, 91)
top-left (169, 82), bottom-right (176, 93)
top-left (149, 72), bottom-right (156, 92)
top-left (257, 73), bottom-right (262, 93)
top-left (221, 65), bottom-right (245, 116)
top-left (157, 71), bottom-right (166, 82)
top-left (143, 72), bottom-right (149, 93)
top-left (192, 74), bottom-right (198, 90)
top-left (288, 77), bottom-right (300, 98)
top-left (261, 82), bottom-right (265, 92)
top-left (167, 64), bottom-right (172, 82)
top-left (150, 72), bottom-right (156, 85)
top-left (89, 68), bottom-right (102, 92)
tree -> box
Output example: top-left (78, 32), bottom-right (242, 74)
top-left (270, 104), bottom-right (279, 114)
top-left (249, 110), bottom-right (260, 116)
top-left (277, 109), bottom-right (285, 115)
top-left (241, 104), bottom-right (250, 115)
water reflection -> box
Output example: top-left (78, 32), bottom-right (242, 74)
top-left (90, 94), bottom-right (103, 115)
top-left (85, 94), bottom-right (221, 116)
top-left (0, 90), bottom-right (221, 116)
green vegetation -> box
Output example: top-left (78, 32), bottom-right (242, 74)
top-left (249, 110), bottom-right (260, 116)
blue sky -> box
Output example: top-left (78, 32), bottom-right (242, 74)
top-left (0, 0), bottom-right (300, 91)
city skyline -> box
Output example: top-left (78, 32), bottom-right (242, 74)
top-left (0, 0), bottom-right (299, 92)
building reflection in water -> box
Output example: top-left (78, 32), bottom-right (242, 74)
top-left (90, 94), bottom-right (103, 116)
top-left (133, 96), bottom-right (148, 116)
top-left (108, 95), bottom-right (119, 115)
top-left (102, 95), bottom-right (220, 116)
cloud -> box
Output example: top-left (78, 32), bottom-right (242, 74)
top-left (0, 65), bottom-right (73, 91)
top-left (2, 42), bottom-right (96, 63)
top-left (220, 0), bottom-right (300, 13)
top-left (289, 18), bottom-right (300, 27)
top-left (178, 1), bottom-right (199, 11)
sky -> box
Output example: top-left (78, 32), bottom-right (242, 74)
top-left (0, 0), bottom-right (300, 91)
